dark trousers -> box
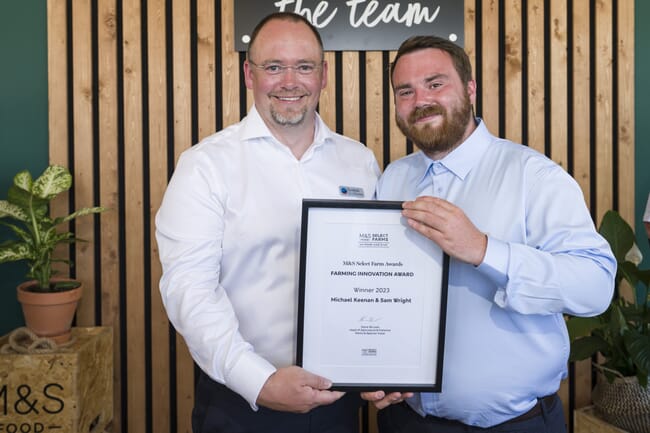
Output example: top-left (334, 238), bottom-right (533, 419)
top-left (192, 370), bottom-right (363, 433)
top-left (377, 394), bottom-right (566, 433)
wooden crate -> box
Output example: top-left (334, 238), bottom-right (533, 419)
top-left (0, 327), bottom-right (113, 433)
top-left (575, 406), bottom-right (629, 433)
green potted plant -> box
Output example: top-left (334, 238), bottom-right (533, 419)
top-left (0, 165), bottom-right (106, 343)
top-left (567, 209), bottom-right (650, 432)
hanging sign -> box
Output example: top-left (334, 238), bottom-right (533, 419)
top-left (234, 0), bottom-right (465, 52)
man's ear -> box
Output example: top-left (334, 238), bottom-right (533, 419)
top-left (243, 60), bottom-right (254, 90)
top-left (467, 79), bottom-right (477, 105)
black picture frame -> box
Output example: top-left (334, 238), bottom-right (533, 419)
top-left (297, 199), bottom-right (449, 392)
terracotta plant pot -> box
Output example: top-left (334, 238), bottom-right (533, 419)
top-left (16, 279), bottom-right (82, 344)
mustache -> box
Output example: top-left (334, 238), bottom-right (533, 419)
top-left (409, 105), bottom-right (445, 123)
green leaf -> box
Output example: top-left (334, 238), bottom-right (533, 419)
top-left (569, 335), bottom-right (610, 362)
top-left (49, 231), bottom-right (74, 246)
top-left (599, 210), bottom-right (636, 263)
top-left (51, 280), bottom-right (81, 291)
top-left (608, 304), bottom-right (629, 335)
top-left (60, 206), bottom-right (106, 224)
top-left (12, 170), bottom-right (33, 193)
top-left (0, 221), bottom-right (32, 244)
top-left (0, 242), bottom-right (33, 263)
top-left (618, 261), bottom-right (643, 288)
top-left (566, 316), bottom-right (602, 340)
top-left (32, 165), bottom-right (72, 200)
top-left (625, 330), bottom-right (650, 380)
top-left (0, 200), bottom-right (28, 221)
top-left (7, 184), bottom-right (45, 210)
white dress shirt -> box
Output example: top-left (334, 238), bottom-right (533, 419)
top-left (155, 106), bottom-right (380, 408)
top-left (376, 119), bottom-right (616, 427)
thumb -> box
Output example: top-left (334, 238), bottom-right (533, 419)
top-left (303, 372), bottom-right (333, 390)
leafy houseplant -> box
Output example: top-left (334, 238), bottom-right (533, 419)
top-left (567, 210), bottom-right (650, 432)
top-left (567, 210), bottom-right (650, 386)
top-left (0, 165), bottom-right (106, 342)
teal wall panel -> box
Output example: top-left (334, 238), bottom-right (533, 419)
top-left (636, 1), bottom-right (650, 267)
top-left (0, 0), bottom-right (48, 335)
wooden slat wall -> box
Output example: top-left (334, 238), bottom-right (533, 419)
top-left (46, 1), bottom-right (635, 432)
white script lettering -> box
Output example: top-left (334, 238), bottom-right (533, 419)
top-left (346, 0), bottom-right (441, 28)
top-left (274, 0), bottom-right (338, 27)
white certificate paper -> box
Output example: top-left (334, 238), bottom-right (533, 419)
top-left (297, 199), bottom-right (449, 391)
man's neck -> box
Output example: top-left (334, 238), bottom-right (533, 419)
top-left (267, 118), bottom-right (317, 160)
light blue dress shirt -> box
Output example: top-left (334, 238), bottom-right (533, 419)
top-left (376, 119), bottom-right (616, 427)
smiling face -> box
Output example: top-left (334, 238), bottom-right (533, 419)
top-left (244, 19), bottom-right (327, 134)
top-left (392, 48), bottom-right (476, 159)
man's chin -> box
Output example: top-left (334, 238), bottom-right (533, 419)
top-left (411, 123), bottom-right (441, 137)
top-left (271, 110), bottom-right (307, 126)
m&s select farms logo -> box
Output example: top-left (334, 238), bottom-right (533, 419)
top-left (358, 232), bottom-right (389, 248)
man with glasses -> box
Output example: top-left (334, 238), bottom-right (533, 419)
top-left (155, 12), bottom-right (380, 433)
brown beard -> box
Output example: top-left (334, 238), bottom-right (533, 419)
top-left (396, 93), bottom-right (472, 156)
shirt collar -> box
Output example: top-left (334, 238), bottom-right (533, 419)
top-left (240, 105), bottom-right (332, 150)
top-left (416, 118), bottom-right (491, 183)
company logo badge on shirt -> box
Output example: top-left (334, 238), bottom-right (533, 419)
top-left (339, 186), bottom-right (364, 198)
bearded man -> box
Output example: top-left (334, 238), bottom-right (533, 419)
top-left (361, 35), bottom-right (616, 433)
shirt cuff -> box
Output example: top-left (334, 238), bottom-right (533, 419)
top-left (477, 236), bottom-right (509, 289)
top-left (225, 351), bottom-right (277, 410)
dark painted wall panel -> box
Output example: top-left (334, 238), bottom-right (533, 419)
top-left (0, 0), bottom-right (48, 335)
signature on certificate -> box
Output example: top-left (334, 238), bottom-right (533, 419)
top-left (359, 315), bottom-right (382, 323)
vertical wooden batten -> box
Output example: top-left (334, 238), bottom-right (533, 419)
top-left (97, 0), bottom-right (122, 428)
top-left (616, 1), bottom-right (635, 223)
top-left (121, 2), bottom-right (147, 432)
top-left (146, 0), bottom-right (171, 432)
top-left (527, 0), bottom-right (546, 156)
top-left (595, 0), bottom-right (615, 221)
top-left (549, 0), bottom-right (569, 169)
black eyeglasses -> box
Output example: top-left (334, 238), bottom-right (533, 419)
top-left (248, 60), bottom-right (323, 76)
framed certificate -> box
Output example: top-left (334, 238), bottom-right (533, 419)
top-left (297, 199), bottom-right (449, 392)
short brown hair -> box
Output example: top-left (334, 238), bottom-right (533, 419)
top-left (247, 12), bottom-right (324, 61)
top-left (391, 36), bottom-right (473, 86)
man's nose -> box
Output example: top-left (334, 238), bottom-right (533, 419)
top-left (414, 88), bottom-right (435, 106)
top-left (278, 67), bottom-right (299, 85)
